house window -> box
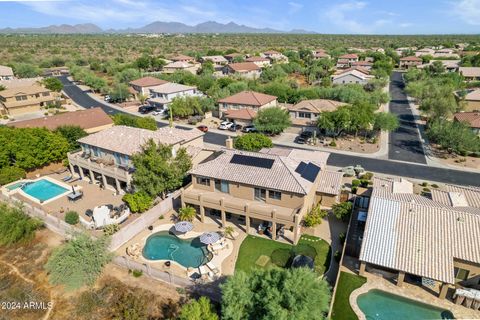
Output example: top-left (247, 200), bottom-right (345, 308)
top-left (42, 92), bottom-right (50, 97)
top-left (454, 267), bottom-right (470, 282)
top-left (15, 95), bottom-right (27, 101)
top-left (196, 177), bottom-right (210, 186)
top-left (215, 179), bottom-right (229, 193)
top-left (254, 188), bottom-right (266, 202)
top-left (298, 112), bottom-right (311, 119)
top-left (269, 190), bottom-right (281, 200)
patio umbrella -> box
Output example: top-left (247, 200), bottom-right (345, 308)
top-left (199, 232), bottom-right (220, 244)
top-left (174, 221), bottom-right (193, 233)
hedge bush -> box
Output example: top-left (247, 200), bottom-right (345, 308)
top-left (65, 211), bottom-right (79, 225)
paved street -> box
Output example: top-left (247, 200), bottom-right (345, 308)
top-left (60, 76), bottom-right (480, 187)
top-left (388, 71), bottom-right (427, 164)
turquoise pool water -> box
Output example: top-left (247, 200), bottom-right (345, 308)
top-left (6, 181), bottom-right (26, 191)
top-left (143, 231), bottom-right (211, 268)
top-left (21, 179), bottom-right (69, 202)
top-left (357, 289), bottom-right (455, 320)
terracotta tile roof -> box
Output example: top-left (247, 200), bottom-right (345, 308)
top-left (314, 52), bottom-right (330, 58)
top-left (454, 112), bottom-right (480, 128)
top-left (226, 62), bottom-right (260, 72)
top-left (339, 53), bottom-right (358, 59)
top-left (400, 56), bottom-right (422, 61)
top-left (0, 65), bottom-right (14, 76)
top-left (464, 88), bottom-right (480, 101)
top-left (245, 56), bottom-right (270, 62)
top-left (129, 76), bottom-right (168, 87)
top-left (289, 99), bottom-right (346, 113)
top-left (8, 107), bottom-right (113, 131)
top-left (201, 55), bottom-right (228, 63)
top-left (224, 108), bottom-right (257, 120)
top-left (190, 148), bottom-right (328, 194)
top-left (0, 77), bottom-right (43, 88)
top-left (0, 85), bottom-right (50, 97)
top-left (360, 177), bottom-right (480, 284)
top-left (149, 82), bottom-right (196, 94)
top-left (78, 125), bottom-right (203, 156)
top-left (170, 54), bottom-right (194, 61)
top-left (316, 170), bottom-right (344, 195)
top-left (351, 61), bottom-right (373, 66)
top-left (459, 67), bottom-right (480, 78)
top-left (218, 90), bottom-right (276, 106)
top-left (335, 66), bottom-right (370, 75)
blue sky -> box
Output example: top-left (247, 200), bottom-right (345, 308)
top-left (0, 0), bottom-right (479, 34)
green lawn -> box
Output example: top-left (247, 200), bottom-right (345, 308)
top-left (235, 235), bottom-right (331, 275)
top-left (331, 271), bottom-right (367, 320)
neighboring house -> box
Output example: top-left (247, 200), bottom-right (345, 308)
top-left (395, 47), bottom-right (416, 56)
top-left (370, 47), bottom-right (385, 53)
top-left (217, 90), bottom-right (277, 119)
top-left (0, 65), bottom-right (14, 80)
top-left (43, 67), bottom-right (69, 77)
top-left (0, 77), bottom-right (43, 89)
top-left (181, 145), bottom-right (331, 243)
top-left (162, 61), bottom-right (201, 74)
top-left (245, 56), bottom-right (271, 68)
top-left (415, 48), bottom-right (435, 57)
top-left (8, 107), bottom-right (113, 133)
top-left (461, 88), bottom-right (480, 111)
top-left (336, 58), bottom-right (351, 69)
top-left (359, 177), bottom-right (480, 299)
top-left (338, 53), bottom-right (359, 64)
top-left (315, 170), bottom-right (344, 207)
top-left (459, 67), bottom-right (480, 82)
top-left (351, 61), bottom-right (374, 70)
top-left (224, 109), bottom-right (257, 127)
top-left (288, 99), bottom-right (347, 128)
top-left (332, 68), bottom-right (374, 85)
top-left (67, 126), bottom-right (206, 192)
top-left (418, 60), bottom-right (460, 72)
top-left (147, 82), bottom-right (200, 110)
top-left (170, 54), bottom-right (195, 62)
top-left (0, 85), bottom-right (57, 116)
top-left (222, 62), bottom-right (261, 79)
top-left (433, 48), bottom-right (459, 58)
top-left (262, 50), bottom-right (288, 63)
top-left (201, 56), bottom-right (228, 65)
top-left (128, 76), bottom-right (168, 98)
top-left (454, 112), bottom-right (480, 135)
top-left (224, 53), bottom-right (246, 63)
top-left (399, 56), bottom-right (422, 69)
top-left (313, 50), bottom-right (331, 60)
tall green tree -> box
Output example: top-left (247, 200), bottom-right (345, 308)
top-left (179, 297), bottom-right (218, 320)
top-left (54, 125), bottom-right (88, 150)
top-left (0, 203), bottom-right (42, 246)
top-left (234, 133), bottom-right (273, 151)
top-left (221, 268), bottom-right (330, 320)
top-left (132, 140), bottom-right (192, 198)
top-left (112, 114), bottom-right (157, 130)
top-left (253, 107), bottom-right (291, 134)
top-left (43, 77), bottom-right (64, 92)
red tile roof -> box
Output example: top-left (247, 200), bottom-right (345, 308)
top-left (339, 53), bottom-right (358, 59)
top-left (454, 112), bottom-right (480, 128)
top-left (218, 90), bottom-right (277, 106)
top-left (129, 76), bottom-right (168, 87)
top-left (8, 107), bottom-right (113, 132)
top-left (224, 108), bottom-right (257, 120)
top-left (246, 56), bottom-right (270, 62)
top-left (400, 56), bottom-right (422, 61)
top-left (227, 62), bottom-right (261, 72)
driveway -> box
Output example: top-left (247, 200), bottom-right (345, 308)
top-left (388, 72), bottom-right (427, 164)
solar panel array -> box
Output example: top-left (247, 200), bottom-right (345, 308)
top-left (230, 154), bottom-right (275, 169)
top-left (295, 161), bottom-right (321, 183)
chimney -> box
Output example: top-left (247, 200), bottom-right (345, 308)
top-left (225, 137), bottom-right (233, 149)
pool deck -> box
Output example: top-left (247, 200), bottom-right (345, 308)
top-left (116, 211), bottom-right (239, 280)
top-left (349, 273), bottom-right (480, 320)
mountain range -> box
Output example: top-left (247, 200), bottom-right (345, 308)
top-left (0, 21), bottom-right (314, 34)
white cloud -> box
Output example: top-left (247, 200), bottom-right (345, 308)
top-left (288, 1), bottom-right (303, 14)
top-left (399, 22), bottom-right (413, 28)
top-left (451, 0), bottom-right (480, 25)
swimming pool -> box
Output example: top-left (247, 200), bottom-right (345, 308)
top-left (357, 289), bottom-right (455, 320)
top-left (143, 231), bottom-right (211, 268)
top-left (5, 181), bottom-right (26, 191)
top-left (21, 179), bottom-right (69, 203)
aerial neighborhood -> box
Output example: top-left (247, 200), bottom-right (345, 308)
top-left (1, 9), bottom-right (480, 320)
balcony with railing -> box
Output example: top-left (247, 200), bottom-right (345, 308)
top-left (68, 150), bottom-right (133, 181)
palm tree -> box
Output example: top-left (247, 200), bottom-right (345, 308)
top-left (178, 206), bottom-right (196, 222)
top-left (223, 226), bottom-right (235, 240)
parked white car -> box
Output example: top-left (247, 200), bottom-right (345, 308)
top-left (218, 121), bottom-right (234, 130)
top-left (152, 110), bottom-right (165, 116)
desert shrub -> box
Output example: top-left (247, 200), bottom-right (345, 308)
top-left (103, 223), bottom-right (120, 235)
top-left (0, 203), bottom-right (42, 246)
top-left (271, 248), bottom-right (292, 268)
top-left (329, 140), bottom-right (337, 147)
top-left (351, 179), bottom-right (361, 187)
top-left (65, 211), bottom-right (79, 225)
top-left (122, 192), bottom-right (153, 213)
top-left (362, 172), bottom-right (373, 180)
top-left (132, 269), bottom-right (143, 278)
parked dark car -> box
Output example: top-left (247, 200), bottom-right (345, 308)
top-left (138, 105), bottom-right (155, 114)
top-left (229, 124), bottom-right (242, 132)
top-left (197, 125), bottom-right (209, 132)
top-left (300, 131), bottom-right (314, 138)
top-left (242, 125), bottom-right (257, 133)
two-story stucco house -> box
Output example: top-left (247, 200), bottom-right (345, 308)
top-left (217, 90), bottom-right (277, 123)
top-left (399, 56), bottom-right (422, 69)
top-left (129, 76), bottom-right (169, 98)
top-left (163, 61), bottom-right (201, 75)
top-left (332, 67), bottom-right (374, 85)
top-left (0, 65), bottom-right (15, 80)
top-left (67, 126), bottom-right (207, 192)
top-left (222, 62), bottom-right (261, 79)
top-left (0, 85), bottom-right (57, 116)
top-left (288, 99), bottom-right (347, 130)
top-left (181, 145), bottom-right (341, 243)
top-left (245, 56), bottom-right (271, 68)
top-left (148, 83), bottom-right (201, 110)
